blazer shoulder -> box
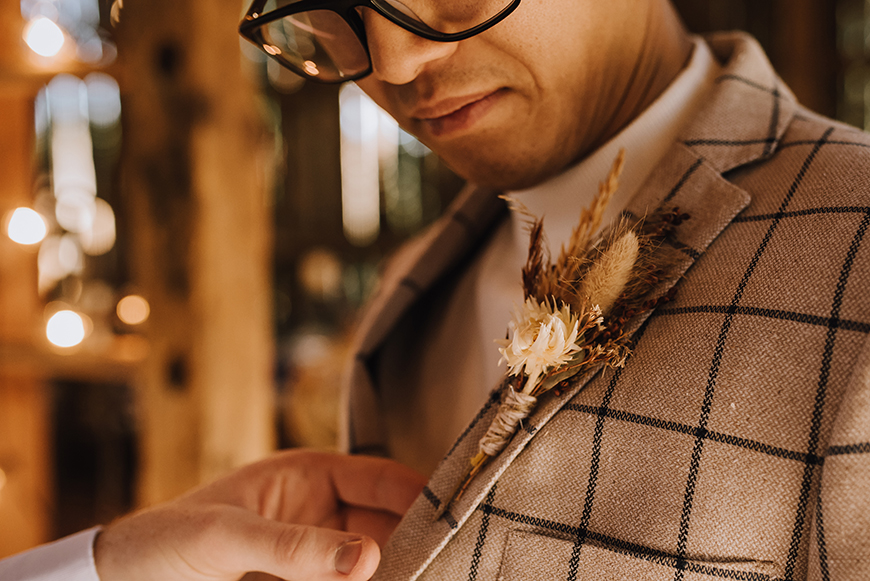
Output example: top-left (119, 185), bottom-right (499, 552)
top-left (731, 107), bottom-right (870, 207)
top-left (783, 106), bottom-right (870, 161)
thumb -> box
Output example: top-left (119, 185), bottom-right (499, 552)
top-left (212, 507), bottom-right (381, 581)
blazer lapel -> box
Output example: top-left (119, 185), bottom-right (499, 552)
top-left (684, 32), bottom-right (799, 175)
top-left (369, 32), bottom-right (799, 580)
top-left (341, 184), bottom-right (508, 454)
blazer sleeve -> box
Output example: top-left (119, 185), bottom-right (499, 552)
top-left (809, 336), bottom-right (870, 580)
top-left (0, 528), bottom-right (102, 581)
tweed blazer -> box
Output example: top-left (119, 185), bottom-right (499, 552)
top-left (341, 32), bottom-right (870, 581)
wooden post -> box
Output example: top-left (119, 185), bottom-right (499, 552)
top-left (0, 6), bottom-right (52, 552)
top-left (116, 0), bottom-right (275, 505)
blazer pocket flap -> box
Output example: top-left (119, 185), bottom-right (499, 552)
top-left (498, 531), bottom-right (776, 581)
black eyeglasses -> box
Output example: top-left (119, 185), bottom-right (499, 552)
top-left (239, 0), bottom-right (521, 83)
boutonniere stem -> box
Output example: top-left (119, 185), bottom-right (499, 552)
top-left (434, 150), bottom-right (689, 520)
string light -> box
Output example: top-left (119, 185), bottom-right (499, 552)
top-left (117, 295), bottom-right (150, 326)
top-left (6, 208), bottom-right (48, 245)
top-left (46, 310), bottom-right (86, 348)
top-left (24, 17), bottom-right (65, 58)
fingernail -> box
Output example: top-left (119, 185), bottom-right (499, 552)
top-left (334, 539), bottom-right (363, 575)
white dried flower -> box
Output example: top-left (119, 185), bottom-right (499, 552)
top-left (497, 298), bottom-right (583, 391)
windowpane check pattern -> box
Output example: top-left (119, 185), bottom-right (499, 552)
top-left (343, 34), bottom-right (870, 581)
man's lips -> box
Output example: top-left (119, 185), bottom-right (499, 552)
top-left (412, 89), bottom-right (505, 137)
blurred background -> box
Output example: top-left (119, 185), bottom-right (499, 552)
top-left (0, 0), bottom-right (866, 558)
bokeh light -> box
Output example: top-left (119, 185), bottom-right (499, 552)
top-left (39, 236), bottom-right (68, 292)
top-left (46, 310), bottom-right (86, 348)
top-left (85, 73), bottom-right (122, 128)
top-left (49, 76), bottom-right (99, 231)
top-left (58, 234), bottom-right (83, 274)
top-left (24, 17), bottom-right (65, 58)
top-left (117, 295), bottom-right (150, 326)
top-left (110, 0), bottom-right (124, 25)
top-left (80, 198), bottom-right (116, 255)
top-left (340, 83), bottom-right (381, 246)
top-left (6, 208), bottom-right (48, 245)
top-left (55, 189), bottom-right (96, 233)
top-left (299, 249), bottom-right (343, 300)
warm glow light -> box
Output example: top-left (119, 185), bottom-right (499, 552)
top-left (24, 17), bottom-right (65, 58)
top-left (55, 189), bottom-right (96, 233)
top-left (57, 234), bottom-right (82, 273)
top-left (49, 76), bottom-right (99, 230)
top-left (263, 44), bottom-right (282, 56)
top-left (299, 249), bottom-right (343, 299)
top-left (303, 60), bottom-right (320, 76)
top-left (80, 198), bottom-right (116, 255)
top-left (110, 0), bottom-right (124, 26)
top-left (340, 83), bottom-right (381, 246)
top-left (85, 74), bottom-right (122, 128)
top-left (117, 295), bottom-right (150, 326)
top-left (46, 310), bottom-right (86, 348)
top-left (7, 208), bottom-right (47, 245)
top-left (38, 236), bottom-right (83, 294)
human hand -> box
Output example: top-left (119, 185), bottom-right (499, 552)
top-left (94, 450), bottom-right (426, 581)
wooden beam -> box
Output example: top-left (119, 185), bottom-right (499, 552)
top-left (0, 82), bottom-right (52, 556)
top-left (116, 0), bottom-right (275, 505)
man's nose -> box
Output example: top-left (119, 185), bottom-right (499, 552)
top-left (364, 11), bottom-right (458, 85)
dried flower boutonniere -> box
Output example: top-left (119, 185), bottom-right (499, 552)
top-left (435, 150), bottom-right (689, 519)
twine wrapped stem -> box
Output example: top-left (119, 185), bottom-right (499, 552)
top-left (433, 387), bottom-right (538, 520)
top-left (479, 388), bottom-right (538, 456)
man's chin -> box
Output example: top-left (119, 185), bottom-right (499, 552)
top-left (439, 154), bottom-right (566, 192)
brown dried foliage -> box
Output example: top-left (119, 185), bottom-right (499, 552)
top-left (520, 149), bottom-right (627, 308)
top-left (517, 150), bottom-right (689, 371)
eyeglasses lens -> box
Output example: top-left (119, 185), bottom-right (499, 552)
top-left (260, 9), bottom-right (369, 81)
top-left (253, 0), bottom-right (516, 81)
top-left (372, 0), bottom-right (515, 35)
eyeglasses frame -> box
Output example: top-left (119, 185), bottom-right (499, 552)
top-left (239, 0), bottom-right (522, 82)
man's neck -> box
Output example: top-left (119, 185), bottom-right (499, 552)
top-left (584, 2), bottom-right (693, 158)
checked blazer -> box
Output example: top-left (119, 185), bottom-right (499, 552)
top-left (341, 33), bottom-right (870, 581)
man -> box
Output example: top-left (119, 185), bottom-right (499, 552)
top-left (7, 0), bottom-right (868, 579)
top-left (244, 0), bottom-right (870, 579)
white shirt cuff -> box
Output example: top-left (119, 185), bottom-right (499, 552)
top-left (0, 527), bottom-right (102, 581)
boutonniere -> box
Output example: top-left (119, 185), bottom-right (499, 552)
top-left (435, 150), bottom-right (689, 519)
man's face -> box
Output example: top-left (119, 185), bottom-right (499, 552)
top-left (356, 0), bottom-right (654, 190)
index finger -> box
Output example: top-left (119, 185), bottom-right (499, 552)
top-left (325, 453), bottom-right (428, 516)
